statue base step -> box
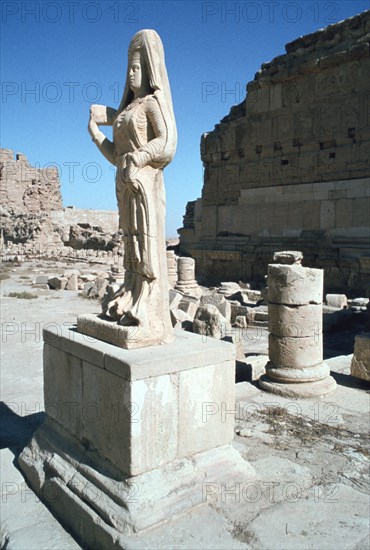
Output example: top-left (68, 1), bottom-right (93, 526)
top-left (19, 418), bottom-right (255, 548)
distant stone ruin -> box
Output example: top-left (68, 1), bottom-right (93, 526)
top-left (0, 148), bottom-right (63, 212)
top-left (0, 148), bottom-right (121, 261)
top-left (179, 11), bottom-right (370, 296)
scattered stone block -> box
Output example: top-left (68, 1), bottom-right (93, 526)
top-left (178, 295), bottom-right (200, 319)
top-left (80, 273), bottom-right (96, 282)
top-left (82, 281), bottom-right (94, 297)
top-left (193, 304), bottom-right (231, 339)
top-left (230, 304), bottom-right (250, 324)
top-left (350, 333), bottom-right (370, 382)
top-left (246, 355), bottom-right (269, 381)
top-left (170, 308), bottom-right (193, 330)
top-left (63, 269), bottom-right (80, 278)
top-left (48, 276), bottom-right (67, 290)
top-left (348, 297), bottom-right (369, 311)
top-left (273, 250), bottom-right (303, 264)
top-left (169, 288), bottom-right (183, 309)
top-left (238, 281), bottom-right (250, 289)
top-left (65, 273), bottom-right (78, 291)
top-left (201, 292), bottom-right (231, 320)
top-left (243, 289), bottom-right (262, 302)
top-left (218, 282), bottom-right (241, 296)
top-left (254, 307), bottom-right (268, 323)
top-left (326, 294), bottom-right (348, 309)
top-left (89, 276), bottom-right (109, 300)
top-left (235, 315), bottom-right (247, 328)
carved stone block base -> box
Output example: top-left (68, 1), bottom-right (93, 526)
top-left (19, 419), bottom-right (255, 548)
top-left (18, 326), bottom-right (255, 548)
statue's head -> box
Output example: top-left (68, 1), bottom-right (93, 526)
top-left (126, 30), bottom-right (165, 98)
top-left (118, 29), bottom-right (177, 165)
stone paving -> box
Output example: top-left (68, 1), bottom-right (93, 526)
top-left (1, 261), bottom-right (369, 549)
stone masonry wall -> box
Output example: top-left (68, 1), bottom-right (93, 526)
top-left (179, 11), bottom-right (370, 295)
top-left (0, 148), bottom-right (119, 251)
top-left (0, 148), bottom-right (63, 212)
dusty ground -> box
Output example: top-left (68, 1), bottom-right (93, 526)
top-left (1, 260), bottom-right (369, 550)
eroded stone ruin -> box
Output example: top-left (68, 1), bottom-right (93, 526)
top-left (0, 148), bottom-right (121, 260)
top-left (179, 11), bottom-right (370, 296)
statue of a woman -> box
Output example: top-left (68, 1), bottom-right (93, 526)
top-left (88, 30), bottom-right (177, 347)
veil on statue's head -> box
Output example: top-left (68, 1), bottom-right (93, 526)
top-left (117, 29), bottom-right (177, 167)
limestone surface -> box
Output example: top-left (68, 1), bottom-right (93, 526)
top-left (351, 333), bottom-right (370, 382)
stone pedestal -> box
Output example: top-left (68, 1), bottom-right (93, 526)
top-left (19, 326), bottom-right (255, 548)
top-left (175, 256), bottom-right (199, 294)
top-left (260, 255), bottom-right (336, 398)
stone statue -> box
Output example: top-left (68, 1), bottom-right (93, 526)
top-left (88, 29), bottom-right (177, 347)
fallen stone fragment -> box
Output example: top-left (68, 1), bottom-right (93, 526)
top-left (65, 273), bottom-right (78, 291)
top-left (326, 294), bottom-right (347, 309)
top-left (273, 250), bottom-right (303, 264)
top-left (48, 276), bottom-right (67, 290)
top-left (170, 308), bottom-right (193, 330)
top-left (235, 316), bottom-right (247, 328)
top-left (218, 282), bottom-right (241, 296)
top-left (169, 288), bottom-right (183, 309)
top-left (245, 355), bottom-right (269, 381)
top-left (201, 292), bottom-right (231, 320)
top-left (193, 304), bottom-right (231, 339)
top-left (178, 295), bottom-right (200, 319)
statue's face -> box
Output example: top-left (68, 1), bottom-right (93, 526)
top-left (129, 51), bottom-right (145, 94)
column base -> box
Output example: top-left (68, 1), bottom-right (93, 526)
top-left (19, 418), bottom-right (255, 549)
top-left (259, 373), bottom-right (337, 398)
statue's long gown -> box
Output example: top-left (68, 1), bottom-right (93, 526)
top-left (105, 95), bottom-right (172, 343)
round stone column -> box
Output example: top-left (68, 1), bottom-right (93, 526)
top-left (259, 251), bottom-right (336, 398)
top-left (175, 257), bottom-right (199, 294)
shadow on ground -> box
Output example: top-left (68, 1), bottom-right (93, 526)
top-left (0, 401), bottom-right (45, 454)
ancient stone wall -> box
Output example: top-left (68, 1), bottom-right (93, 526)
top-left (50, 208), bottom-right (118, 236)
top-left (179, 11), bottom-right (370, 296)
top-left (0, 148), bottom-right (63, 212)
top-left (0, 149), bottom-right (119, 251)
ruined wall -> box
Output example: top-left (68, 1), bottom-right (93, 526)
top-left (0, 148), bottom-right (119, 251)
top-left (179, 11), bottom-right (370, 295)
top-left (50, 208), bottom-right (118, 236)
top-left (0, 148), bottom-right (63, 212)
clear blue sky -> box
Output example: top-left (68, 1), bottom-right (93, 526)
top-left (2, 0), bottom-right (369, 237)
